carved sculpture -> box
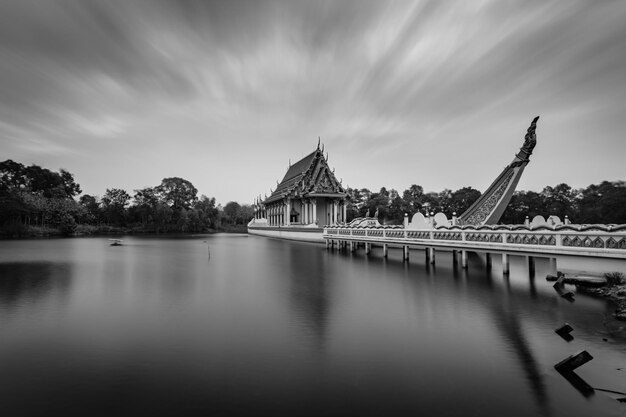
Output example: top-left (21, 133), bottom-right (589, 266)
top-left (459, 117), bottom-right (539, 226)
top-left (516, 116), bottom-right (539, 162)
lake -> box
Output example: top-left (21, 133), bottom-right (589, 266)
top-left (0, 235), bottom-right (624, 416)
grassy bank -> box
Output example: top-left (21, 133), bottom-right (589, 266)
top-left (0, 223), bottom-right (249, 239)
top-left (577, 272), bottom-right (626, 321)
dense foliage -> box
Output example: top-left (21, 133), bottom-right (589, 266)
top-left (345, 181), bottom-right (626, 225)
top-left (2, 158), bottom-right (626, 237)
top-left (0, 160), bottom-right (253, 237)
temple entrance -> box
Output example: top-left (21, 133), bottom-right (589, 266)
top-left (290, 208), bottom-right (299, 224)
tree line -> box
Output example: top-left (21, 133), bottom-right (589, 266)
top-left (0, 160), bottom-right (252, 237)
top-left (2, 158), bottom-right (626, 237)
top-left (345, 181), bottom-right (626, 225)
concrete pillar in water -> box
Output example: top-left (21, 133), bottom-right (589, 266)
top-left (383, 244), bottom-right (388, 258)
top-left (452, 250), bottom-right (458, 265)
top-left (502, 253), bottom-right (510, 275)
top-left (549, 257), bottom-right (558, 275)
top-left (366, 243), bottom-right (371, 255)
top-left (429, 247), bottom-right (436, 264)
top-left (403, 246), bottom-right (409, 261)
top-left (486, 253), bottom-right (492, 270)
top-left (461, 250), bottom-right (468, 269)
top-left (425, 248), bottom-right (430, 263)
top-left (528, 256), bottom-right (535, 275)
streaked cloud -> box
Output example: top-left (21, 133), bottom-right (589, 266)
top-left (1, 0), bottom-right (625, 203)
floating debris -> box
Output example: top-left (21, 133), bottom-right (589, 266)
top-left (554, 350), bottom-right (593, 374)
top-left (555, 323), bottom-right (574, 342)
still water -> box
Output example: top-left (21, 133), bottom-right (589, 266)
top-left (0, 235), bottom-right (624, 416)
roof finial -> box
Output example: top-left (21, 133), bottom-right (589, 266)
top-left (317, 137), bottom-right (320, 149)
top-left (289, 158), bottom-right (291, 167)
top-left (321, 143), bottom-right (324, 153)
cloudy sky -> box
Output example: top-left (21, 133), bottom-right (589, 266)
top-left (1, 0), bottom-right (625, 204)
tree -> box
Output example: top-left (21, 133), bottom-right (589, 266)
top-left (157, 177), bottom-right (198, 210)
top-left (500, 190), bottom-right (547, 224)
top-left (223, 201), bottom-right (241, 224)
top-left (101, 188), bottom-right (130, 225)
top-left (237, 204), bottom-right (254, 224)
top-left (542, 183), bottom-right (576, 220)
top-left (449, 187), bottom-right (481, 216)
top-left (194, 195), bottom-right (219, 229)
top-left (578, 181), bottom-right (626, 224)
top-left (78, 194), bottom-right (100, 224)
top-left (132, 187), bottom-right (160, 226)
top-left (59, 169), bottom-right (82, 197)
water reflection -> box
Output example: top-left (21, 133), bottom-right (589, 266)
top-left (0, 238), bottom-right (623, 416)
top-left (0, 261), bottom-right (72, 310)
top-left (491, 286), bottom-right (550, 415)
top-left (287, 243), bottom-right (332, 348)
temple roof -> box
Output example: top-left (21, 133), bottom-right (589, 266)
top-left (264, 147), bottom-right (346, 204)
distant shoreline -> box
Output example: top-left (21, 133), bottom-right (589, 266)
top-left (0, 223), bottom-right (248, 239)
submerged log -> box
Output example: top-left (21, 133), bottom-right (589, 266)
top-left (555, 323), bottom-right (574, 341)
top-left (554, 350), bottom-right (593, 373)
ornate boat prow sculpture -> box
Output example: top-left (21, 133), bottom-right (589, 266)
top-left (458, 116), bottom-right (539, 226)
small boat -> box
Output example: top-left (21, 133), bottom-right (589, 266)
top-left (109, 239), bottom-right (123, 246)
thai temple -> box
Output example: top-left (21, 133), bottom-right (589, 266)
top-left (248, 142), bottom-right (348, 241)
top-left (249, 117), bottom-right (540, 242)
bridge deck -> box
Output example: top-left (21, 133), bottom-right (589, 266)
top-left (323, 226), bottom-right (626, 260)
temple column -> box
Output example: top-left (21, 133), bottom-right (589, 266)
top-left (305, 200), bottom-right (309, 224)
top-left (333, 200), bottom-right (339, 225)
top-left (343, 203), bottom-right (347, 223)
top-left (286, 199), bottom-right (291, 226)
top-left (312, 200), bottom-right (317, 225)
